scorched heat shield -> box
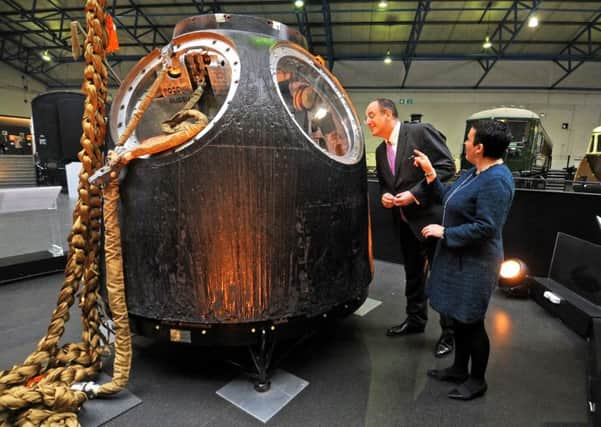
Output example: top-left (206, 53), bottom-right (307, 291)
top-left (109, 14), bottom-right (372, 341)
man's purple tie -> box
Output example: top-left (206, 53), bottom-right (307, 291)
top-left (386, 142), bottom-right (396, 175)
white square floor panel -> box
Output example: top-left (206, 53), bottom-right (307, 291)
top-left (354, 297), bottom-right (382, 317)
top-left (216, 369), bottom-right (308, 423)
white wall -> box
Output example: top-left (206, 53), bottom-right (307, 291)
top-left (348, 89), bottom-right (601, 170)
top-left (0, 63), bottom-right (46, 117)
top-left (332, 59), bottom-right (601, 171)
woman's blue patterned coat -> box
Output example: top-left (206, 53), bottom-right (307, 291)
top-left (425, 164), bottom-right (515, 323)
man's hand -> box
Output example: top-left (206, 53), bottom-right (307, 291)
top-left (381, 192), bottom-right (395, 208)
top-left (393, 191), bottom-right (417, 207)
top-left (421, 224), bottom-right (444, 239)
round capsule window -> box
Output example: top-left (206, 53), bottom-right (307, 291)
top-left (113, 34), bottom-right (240, 153)
top-left (271, 44), bottom-right (363, 164)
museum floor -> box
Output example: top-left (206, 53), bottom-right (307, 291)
top-left (0, 259), bottom-right (587, 427)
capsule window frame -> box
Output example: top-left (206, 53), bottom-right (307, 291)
top-left (269, 43), bottom-right (364, 165)
top-left (110, 31), bottom-right (241, 156)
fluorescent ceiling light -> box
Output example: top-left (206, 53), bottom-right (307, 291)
top-left (482, 35), bottom-right (492, 49)
top-left (384, 49), bottom-right (392, 64)
top-left (528, 16), bottom-right (539, 28)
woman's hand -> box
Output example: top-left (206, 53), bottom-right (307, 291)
top-left (421, 224), bottom-right (444, 239)
top-left (413, 149), bottom-right (437, 183)
top-left (413, 149), bottom-right (434, 173)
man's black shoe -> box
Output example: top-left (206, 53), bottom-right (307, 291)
top-left (427, 368), bottom-right (468, 383)
top-left (434, 333), bottom-right (454, 358)
top-left (386, 320), bottom-right (425, 337)
top-left (447, 378), bottom-right (487, 400)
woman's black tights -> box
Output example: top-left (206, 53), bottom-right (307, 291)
top-left (452, 318), bottom-right (489, 380)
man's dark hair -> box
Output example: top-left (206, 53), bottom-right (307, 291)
top-left (473, 119), bottom-right (512, 159)
top-left (376, 98), bottom-right (398, 118)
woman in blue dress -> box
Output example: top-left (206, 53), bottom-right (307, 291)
top-left (412, 119), bottom-right (515, 400)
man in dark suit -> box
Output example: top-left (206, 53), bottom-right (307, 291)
top-left (365, 98), bottom-right (456, 358)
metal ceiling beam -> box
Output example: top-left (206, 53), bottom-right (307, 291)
top-left (294, 5), bottom-right (313, 52)
top-left (1, 0), bottom-right (599, 89)
top-left (550, 11), bottom-right (601, 89)
top-left (4, 4), bottom-right (601, 17)
top-left (2, 0), bottom-right (70, 49)
top-left (212, 1), bottom-right (223, 13)
top-left (474, 0), bottom-right (541, 88)
top-left (478, 1), bottom-right (493, 23)
top-left (3, 5), bottom-right (592, 28)
top-left (191, 0), bottom-right (206, 14)
top-left (60, 52), bottom-right (601, 64)
top-left (0, 12), bottom-right (68, 84)
top-left (2, 19), bottom-right (590, 32)
top-left (401, 0), bottom-right (431, 88)
top-left (257, 20), bottom-right (588, 27)
top-left (108, 17), bottom-right (149, 54)
top-left (0, 36), bottom-right (66, 87)
top-left (9, 34), bottom-right (592, 49)
top-left (3, 5), bottom-right (599, 18)
top-left (116, 0), bottom-right (170, 50)
top-left (0, 0), bottom-right (124, 86)
top-left (0, 0), bottom-right (73, 78)
top-left (321, 0), bottom-right (334, 70)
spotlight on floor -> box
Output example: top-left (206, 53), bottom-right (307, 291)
top-left (499, 258), bottom-right (530, 297)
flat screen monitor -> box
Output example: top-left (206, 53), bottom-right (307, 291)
top-left (549, 232), bottom-right (601, 306)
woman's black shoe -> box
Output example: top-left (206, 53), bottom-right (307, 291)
top-left (447, 378), bottom-right (487, 400)
top-left (427, 367), bottom-right (468, 383)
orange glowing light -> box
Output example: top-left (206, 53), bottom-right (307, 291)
top-left (491, 310), bottom-right (511, 340)
top-left (0, 115), bottom-right (30, 128)
top-left (500, 259), bottom-right (522, 280)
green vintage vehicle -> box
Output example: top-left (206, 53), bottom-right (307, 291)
top-left (575, 126), bottom-right (601, 182)
top-left (461, 107), bottom-right (553, 177)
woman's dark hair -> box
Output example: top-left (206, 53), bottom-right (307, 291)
top-left (473, 119), bottom-right (512, 159)
top-left (376, 98), bottom-right (398, 118)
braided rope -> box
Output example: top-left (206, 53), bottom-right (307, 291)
top-left (15, 409), bottom-right (79, 427)
top-left (1, 2), bottom-right (212, 424)
top-left (96, 180), bottom-right (131, 396)
top-left (0, 0), bottom-right (108, 424)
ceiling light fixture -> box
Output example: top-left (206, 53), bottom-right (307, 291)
top-left (41, 50), bottom-right (52, 62)
top-left (384, 49), bottom-right (392, 64)
top-left (482, 35), bottom-right (492, 49)
top-left (378, 1), bottom-right (388, 8)
top-left (294, 0), bottom-right (304, 8)
top-left (528, 16), bottom-right (539, 28)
